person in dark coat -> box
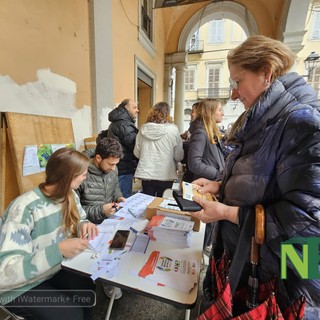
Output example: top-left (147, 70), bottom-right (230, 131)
top-left (187, 99), bottom-right (225, 250)
top-left (191, 35), bottom-right (320, 317)
top-left (188, 99), bottom-right (225, 181)
top-left (180, 101), bottom-right (200, 183)
top-left (107, 98), bottom-right (139, 198)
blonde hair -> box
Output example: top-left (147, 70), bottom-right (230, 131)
top-left (39, 148), bottom-right (90, 237)
top-left (227, 35), bottom-right (295, 83)
top-left (195, 99), bottom-right (222, 144)
top-left (227, 36), bottom-right (296, 140)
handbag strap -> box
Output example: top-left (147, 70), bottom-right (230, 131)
top-left (228, 208), bottom-right (255, 296)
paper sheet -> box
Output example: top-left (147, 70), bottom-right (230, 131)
top-left (137, 250), bottom-right (198, 293)
top-left (158, 199), bottom-right (181, 211)
top-left (115, 193), bottom-right (155, 219)
top-left (130, 233), bottom-right (150, 254)
top-left (182, 181), bottom-right (215, 201)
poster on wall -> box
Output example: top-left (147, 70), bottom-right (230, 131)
top-left (22, 143), bottom-right (75, 176)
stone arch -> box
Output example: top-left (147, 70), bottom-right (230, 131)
top-left (282, 0), bottom-right (312, 54)
top-left (178, 1), bottom-right (259, 52)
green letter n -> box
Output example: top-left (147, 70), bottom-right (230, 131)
top-left (281, 243), bottom-right (308, 279)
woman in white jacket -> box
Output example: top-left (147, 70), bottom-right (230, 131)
top-left (134, 101), bottom-right (184, 196)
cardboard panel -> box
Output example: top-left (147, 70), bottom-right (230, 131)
top-left (0, 112), bottom-right (74, 213)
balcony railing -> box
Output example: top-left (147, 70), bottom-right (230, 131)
top-left (197, 87), bottom-right (230, 99)
top-left (188, 40), bottom-right (204, 54)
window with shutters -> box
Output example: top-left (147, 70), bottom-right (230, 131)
top-left (185, 66), bottom-right (197, 91)
top-left (207, 67), bottom-right (220, 88)
top-left (207, 20), bottom-right (224, 44)
top-left (141, 0), bottom-right (152, 41)
top-left (311, 7), bottom-right (320, 39)
top-left (139, 0), bottom-right (155, 56)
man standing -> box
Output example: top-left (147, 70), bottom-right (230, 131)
top-left (107, 98), bottom-right (139, 198)
top-left (76, 137), bottom-right (125, 224)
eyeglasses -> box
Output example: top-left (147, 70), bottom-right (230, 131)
top-left (229, 70), bottom-right (246, 90)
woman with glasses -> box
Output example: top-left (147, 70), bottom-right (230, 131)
top-left (191, 35), bottom-right (320, 317)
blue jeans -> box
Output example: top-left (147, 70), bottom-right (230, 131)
top-left (119, 174), bottom-right (134, 198)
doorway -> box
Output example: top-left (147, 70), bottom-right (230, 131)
top-left (136, 64), bottom-right (155, 128)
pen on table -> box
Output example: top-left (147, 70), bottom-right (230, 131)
top-left (82, 233), bottom-right (99, 256)
top-left (128, 208), bottom-right (137, 218)
top-left (168, 203), bottom-right (179, 207)
top-left (112, 197), bottom-right (119, 212)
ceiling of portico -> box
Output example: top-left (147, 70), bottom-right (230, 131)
top-left (157, 0), bottom-right (292, 53)
top-left (154, 0), bottom-right (209, 8)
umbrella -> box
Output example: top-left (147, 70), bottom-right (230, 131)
top-left (246, 204), bottom-right (265, 309)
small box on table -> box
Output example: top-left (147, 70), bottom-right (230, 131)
top-left (145, 197), bottom-right (200, 232)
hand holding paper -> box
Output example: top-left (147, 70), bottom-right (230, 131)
top-left (182, 181), bottom-right (216, 202)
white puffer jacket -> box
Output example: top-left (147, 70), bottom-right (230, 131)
top-left (134, 122), bottom-right (184, 181)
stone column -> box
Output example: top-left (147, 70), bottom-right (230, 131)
top-left (166, 52), bottom-right (187, 133)
top-left (89, 0), bottom-right (113, 133)
top-left (282, 0), bottom-right (310, 54)
top-left (174, 63), bottom-right (186, 133)
top-left (163, 64), bottom-right (172, 105)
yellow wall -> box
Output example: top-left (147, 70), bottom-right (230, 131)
top-left (0, 0), bottom-right (91, 108)
top-left (112, 0), bottom-right (166, 105)
top-left (237, 0), bottom-right (286, 37)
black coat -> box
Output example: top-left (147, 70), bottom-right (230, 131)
top-left (219, 72), bottom-right (320, 308)
top-left (107, 105), bottom-right (138, 175)
top-left (188, 118), bottom-right (225, 180)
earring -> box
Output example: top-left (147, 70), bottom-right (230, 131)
top-left (265, 79), bottom-right (270, 85)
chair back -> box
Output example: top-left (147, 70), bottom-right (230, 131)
top-left (84, 135), bottom-right (97, 150)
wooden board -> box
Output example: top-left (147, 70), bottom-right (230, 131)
top-left (0, 114), bottom-right (20, 213)
top-left (0, 112), bottom-right (74, 213)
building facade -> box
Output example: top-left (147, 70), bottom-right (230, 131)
top-left (0, 0), bottom-right (319, 145)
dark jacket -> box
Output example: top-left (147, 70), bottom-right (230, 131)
top-left (219, 72), bottom-right (320, 308)
top-left (76, 150), bottom-right (123, 224)
top-left (188, 118), bottom-right (225, 180)
top-left (107, 106), bottom-right (138, 175)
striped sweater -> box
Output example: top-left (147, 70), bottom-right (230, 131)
top-left (0, 187), bottom-right (87, 304)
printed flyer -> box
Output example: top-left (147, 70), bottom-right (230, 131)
top-left (138, 250), bottom-right (198, 293)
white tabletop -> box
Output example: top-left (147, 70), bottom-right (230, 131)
top-left (63, 220), bottom-right (205, 309)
